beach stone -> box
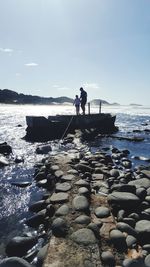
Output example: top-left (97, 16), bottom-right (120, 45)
top-left (87, 223), bottom-right (101, 237)
top-left (135, 220), bottom-right (150, 243)
top-left (46, 204), bottom-right (55, 217)
top-left (61, 174), bottom-right (74, 181)
top-left (37, 179), bottom-right (47, 188)
top-left (108, 192), bottom-right (140, 209)
top-left (141, 170), bottom-right (150, 178)
top-left (25, 211), bottom-right (46, 227)
top-left (55, 204), bottom-right (69, 216)
top-left (0, 257), bottom-right (32, 267)
top-left (0, 143), bottom-right (12, 155)
top-left (122, 258), bottom-right (144, 267)
top-left (11, 181), bottom-right (31, 188)
top-left (78, 187), bottom-right (89, 197)
top-left (51, 218), bottom-right (68, 237)
top-left (145, 196), bottom-right (150, 203)
top-left (75, 179), bottom-right (89, 187)
top-left (6, 236), bottom-right (37, 257)
top-left (110, 169), bottom-right (120, 178)
top-left (29, 200), bottom-right (47, 212)
top-left (110, 184), bottom-right (136, 194)
top-left (74, 215), bottom-right (91, 225)
top-left (50, 165), bottom-right (59, 172)
top-left (71, 228), bottom-right (97, 245)
top-left (36, 144), bottom-right (52, 154)
top-left (72, 196), bottom-right (89, 211)
top-left (50, 193), bottom-right (69, 204)
top-left (126, 235), bottom-right (137, 248)
top-left (54, 170), bottom-right (64, 178)
top-left (92, 173), bottom-right (104, 180)
top-left (101, 251), bottom-right (115, 266)
top-left (136, 187), bottom-right (147, 200)
top-left (128, 178), bottom-right (150, 189)
top-left (75, 163), bottom-right (93, 173)
top-left (143, 244), bottom-right (150, 252)
top-left (0, 156), bottom-right (9, 167)
top-left (145, 254), bottom-right (150, 267)
top-left (109, 229), bottom-right (127, 251)
top-left (34, 171), bottom-right (46, 181)
top-left (116, 222), bottom-right (137, 237)
top-left (67, 169), bottom-right (78, 174)
top-left (122, 161), bottom-right (132, 168)
top-left (95, 207), bottom-right (110, 218)
top-left (55, 182), bottom-right (71, 192)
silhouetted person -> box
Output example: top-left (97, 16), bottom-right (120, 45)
top-left (73, 95), bottom-right (80, 115)
top-left (80, 87), bottom-right (87, 115)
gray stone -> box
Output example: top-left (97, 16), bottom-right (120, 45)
top-left (78, 187), bottom-right (89, 197)
top-left (108, 192), bottom-right (140, 209)
top-left (95, 207), bottom-right (110, 218)
top-left (135, 220), bottom-right (150, 243)
top-left (55, 182), bottom-right (71, 192)
top-left (126, 235), bottom-right (137, 248)
top-left (71, 228), bottom-right (97, 245)
top-left (75, 163), bottom-right (93, 173)
top-left (92, 173), bottom-right (104, 180)
top-left (0, 257), bottom-right (32, 267)
top-left (72, 196), bottom-right (89, 211)
top-left (116, 222), bottom-right (137, 237)
top-left (54, 170), bottom-right (64, 178)
top-left (67, 169), bottom-right (78, 174)
top-left (74, 215), bottom-right (91, 225)
top-left (101, 251), bottom-right (115, 266)
top-left (145, 254), bottom-right (150, 267)
top-left (141, 170), bottom-right (150, 178)
top-left (55, 204), bottom-right (69, 216)
top-left (50, 193), bottom-right (69, 204)
top-left (75, 179), bottom-right (89, 187)
top-left (122, 258), bottom-right (145, 267)
top-left (36, 244), bottom-right (49, 267)
top-left (61, 174), bottom-right (75, 181)
top-left (128, 178), bottom-right (150, 189)
top-left (52, 218), bottom-right (68, 237)
top-left (110, 169), bottom-right (120, 178)
top-left (109, 229), bottom-right (127, 251)
top-left (50, 165), bottom-right (59, 172)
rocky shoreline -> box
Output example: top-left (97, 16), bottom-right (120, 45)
top-left (0, 131), bottom-right (150, 267)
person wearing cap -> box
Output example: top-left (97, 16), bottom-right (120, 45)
top-left (80, 87), bottom-right (87, 115)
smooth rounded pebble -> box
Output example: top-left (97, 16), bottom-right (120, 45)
top-left (72, 196), bottom-right (89, 211)
top-left (101, 251), bottom-right (115, 266)
top-left (0, 257), bottom-right (32, 267)
top-left (71, 228), bottom-right (97, 245)
top-left (50, 193), bottom-right (69, 204)
top-left (95, 207), bottom-right (110, 218)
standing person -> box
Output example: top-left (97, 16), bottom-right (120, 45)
top-left (80, 87), bottom-right (87, 115)
top-left (73, 95), bottom-right (80, 115)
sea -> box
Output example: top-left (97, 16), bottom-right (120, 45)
top-left (0, 103), bottom-right (150, 258)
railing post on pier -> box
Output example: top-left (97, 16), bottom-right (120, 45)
top-left (88, 102), bottom-right (90, 114)
top-left (99, 101), bottom-right (101, 114)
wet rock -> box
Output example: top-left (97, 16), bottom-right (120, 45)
top-left (75, 179), bottom-right (90, 188)
top-left (25, 210), bottom-right (46, 227)
top-left (0, 257), bottom-right (32, 267)
top-left (75, 163), bottom-right (93, 173)
top-left (55, 182), bottom-right (71, 192)
top-left (55, 204), bottom-right (69, 216)
top-left (50, 192), bottom-right (69, 204)
top-left (110, 184), bottom-right (136, 194)
top-left (72, 196), bottom-right (89, 211)
top-left (46, 204), bottom-right (55, 217)
top-left (122, 258), bottom-right (145, 267)
top-left (15, 156), bottom-right (24, 163)
top-left (78, 187), bottom-right (90, 197)
top-left (141, 169), bottom-right (150, 178)
top-left (95, 207), bottom-right (110, 218)
top-left (36, 144), bottom-right (52, 154)
top-left (50, 165), bottom-right (59, 173)
top-left (0, 142), bottom-right (12, 155)
top-left (51, 218), bottom-right (68, 237)
top-left (54, 170), bottom-right (64, 179)
top-left (136, 187), bottom-right (147, 200)
top-left (11, 181), bottom-right (32, 188)
top-left (71, 228), bottom-right (97, 245)
top-left (109, 229), bottom-right (127, 251)
top-left (101, 251), bottom-right (116, 266)
top-left (74, 215), bottom-right (91, 225)
top-left (34, 171), bottom-right (46, 181)
top-left (108, 192), bottom-right (140, 209)
top-left (36, 244), bottom-right (49, 267)
top-left (6, 236), bottom-right (37, 257)
top-left (0, 156), bottom-right (9, 167)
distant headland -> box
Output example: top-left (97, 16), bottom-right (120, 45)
top-left (0, 89), bottom-right (119, 105)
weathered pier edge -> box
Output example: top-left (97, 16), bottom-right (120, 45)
top-left (25, 113), bottom-right (117, 142)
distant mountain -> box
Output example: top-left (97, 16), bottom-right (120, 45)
top-left (90, 99), bottom-right (120, 106)
top-left (0, 89), bottom-right (74, 104)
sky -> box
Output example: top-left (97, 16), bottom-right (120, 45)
top-left (0, 0), bottom-right (150, 105)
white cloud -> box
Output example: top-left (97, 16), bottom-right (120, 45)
top-left (83, 83), bottom-right (100, 90)
top-left (0, 47), bottom-right (13, 53)
top-left (24, 62), bottom-right (38, 67)
top-left (57, 86), bottom-right (71, 91)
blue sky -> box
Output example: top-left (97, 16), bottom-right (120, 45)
top-left (0, 0), bottom-right (150, 105)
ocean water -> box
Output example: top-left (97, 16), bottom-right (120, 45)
top-left (0, 103), bottom-right (150, 257)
